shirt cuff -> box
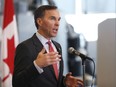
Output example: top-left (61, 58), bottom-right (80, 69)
top-left (33, 61), bottom-right (44, 74)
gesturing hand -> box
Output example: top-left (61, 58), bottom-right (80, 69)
top-left (35, 48), bottom-right (61, 68)
top-left (64, 72), bottom-right (83, 87)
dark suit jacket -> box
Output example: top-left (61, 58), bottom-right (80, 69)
top-left (12, 34), bottom-right (65, 87)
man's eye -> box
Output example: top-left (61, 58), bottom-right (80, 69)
top-left (51, 17), bottom-right (55, 20)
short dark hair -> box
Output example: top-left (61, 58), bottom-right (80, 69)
top-left (34, 5), bottom-right (58, 29)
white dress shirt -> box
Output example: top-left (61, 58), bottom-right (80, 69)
top-left (33, 32), bottom-right (59, 74)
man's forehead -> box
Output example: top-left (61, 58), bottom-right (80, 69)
top-left (45, 9), bottom-right (59, 13)
top-left (44, 10), bottom-right (60, 17)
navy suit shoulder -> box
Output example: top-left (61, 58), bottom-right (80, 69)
top-left (13, 34), bottom-right (65, 87)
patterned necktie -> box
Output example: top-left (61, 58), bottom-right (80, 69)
top-left (47, 40), bottom-right (59, 80)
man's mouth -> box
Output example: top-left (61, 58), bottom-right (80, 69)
top-left (53, 28), bottom-right (58, 33)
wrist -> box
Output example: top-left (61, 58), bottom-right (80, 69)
top-left (34, 60), bottom-right (43, 68)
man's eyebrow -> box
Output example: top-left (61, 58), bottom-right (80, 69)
top-left (59, 17), bottom-right (61, 20)
top-left (50, 16), bottom-right (55, 18)
top-left (49, 16), bottom-right (61, 20)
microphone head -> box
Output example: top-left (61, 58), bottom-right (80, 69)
top-left (68, 47), bottom-right (75, 54)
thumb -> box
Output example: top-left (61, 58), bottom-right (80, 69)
top-left (40, 48), bottom-right (46, 54)
top-left (66, 72), bottom-right (72, 77)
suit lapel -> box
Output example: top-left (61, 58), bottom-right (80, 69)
top-left (31, 34), bottom-right (56, 80)
top-left (32, 33), bottom-right (43, 53)
top-left (31, 34), bottom-right (63, 83)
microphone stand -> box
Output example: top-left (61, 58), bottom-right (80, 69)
top-left (82, 58), bottom-right (86, 87)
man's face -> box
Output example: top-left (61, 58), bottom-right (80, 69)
top-left (37, 9), bottom-right (61, 39)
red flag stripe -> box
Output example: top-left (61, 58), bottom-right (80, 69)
top-left (3, 0), bottom-right (14, 29)
top-left (1, 0), bottom-right (18, 87)
top-left (2, 74), bottom-right (9, 82)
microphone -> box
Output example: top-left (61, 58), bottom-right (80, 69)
top-left (68, 47), bottom-right (93, 61)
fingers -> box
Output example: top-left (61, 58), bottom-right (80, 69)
top-left (65, 73), bottom-right (83, 87)
top-left (48, 52), bottom-right (61, 58)
top-left (36, 48), bottom-right (61, 67)
top-left (77, 81), bottom-right (83, 87)
top-left (77, 79), bottom-right (83, 83)
top-left (47, 51), bottom-right (61, 60)
top-left (47, 52), bottom-right (61, 64)
top-left (77, 78), bottom-right (83, 87)
top-left (49, 57), bottom-right (61, 64)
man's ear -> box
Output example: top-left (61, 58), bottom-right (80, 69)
top-left (37, 18), bottom-right (42, 26)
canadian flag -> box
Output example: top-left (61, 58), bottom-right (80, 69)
top-left (1, 0), bottom-right (18, 87)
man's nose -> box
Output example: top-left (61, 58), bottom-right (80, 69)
top-left (55, 20), bottom-right (60, 26)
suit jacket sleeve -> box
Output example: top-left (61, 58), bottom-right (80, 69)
top-left (12, 43), bottom-right (40, 87)
top-left (13, 36), bottom-right (66, 87)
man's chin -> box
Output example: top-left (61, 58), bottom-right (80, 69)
top-left (50, 35), bottom-right (56, 38)
top-left (52, 34), bottom-right (57, 37)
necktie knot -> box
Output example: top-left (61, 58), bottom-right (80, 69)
top-left (47, 40), bottom-right (54, 52)
top-left (47, 40), bottom-right (51, 45)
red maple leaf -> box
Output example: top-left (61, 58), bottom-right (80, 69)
top-left (3, 36), bottom-right (15, 81)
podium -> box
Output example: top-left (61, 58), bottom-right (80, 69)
top-left (97, 18), bottom-right (116, 87)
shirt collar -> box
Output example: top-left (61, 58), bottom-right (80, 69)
top-left (36, 32), bottom-right (50, 45)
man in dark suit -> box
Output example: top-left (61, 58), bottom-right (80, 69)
top-left (12, 5), bottom-right (83, 87)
